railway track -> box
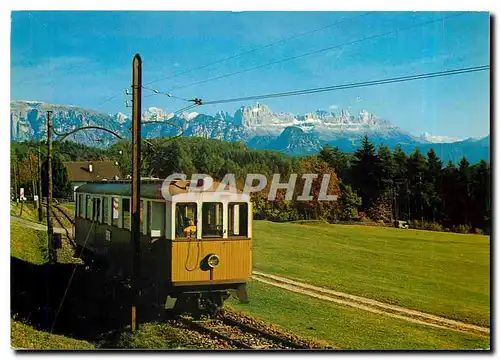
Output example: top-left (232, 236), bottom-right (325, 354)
top-left (52, 203), bottom-right (75, 226)
top-left (50, 203), bottom-right (76, 246)
top-left (175, 314), bottom-right (311, 350)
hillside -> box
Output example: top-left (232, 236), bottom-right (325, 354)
top-left (10, 100), bottom-right (490, 163)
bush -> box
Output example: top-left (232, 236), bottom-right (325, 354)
top-left (473, 228), bottom-right (484, 235)
top-left (408, 220), bottom-right (443, 232)
top-left (427, 222), bottom-right (444, 232)
top-left (453, 224), bottom-right (472, 234)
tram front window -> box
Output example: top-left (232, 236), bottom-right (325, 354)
top-left (176, 203), bottom-right (197, 238)
top-left (202, 202), bottom-right (223, 238)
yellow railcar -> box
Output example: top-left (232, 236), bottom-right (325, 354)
top-left (74, 179), bottom-right (252, 315)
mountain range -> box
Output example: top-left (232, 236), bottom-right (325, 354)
top-left (10, 101), bottom-right (490, 164)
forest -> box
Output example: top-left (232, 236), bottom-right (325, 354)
top-left (10, 135), bottom-right (491, 234)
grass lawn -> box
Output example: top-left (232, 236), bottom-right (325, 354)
top-left (11, 221), bottom-right (47, 264)
top-left (58, 202), bottom-right (75, 214)
top-left (252, 221), bottom-right (490, 327)
top-left (10, 221), bottom-right (88, 349)
top-left (227, 282), bottom-right (489, 350)
top-left (10, 202), bottom-right (45, 224)
top-left (11, 320), bottom-right (95, 350)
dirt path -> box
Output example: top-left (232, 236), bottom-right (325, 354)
top-left (252, 271), bottom-right (489, 338)
top-left (11, 215), bottom-right (69, 236)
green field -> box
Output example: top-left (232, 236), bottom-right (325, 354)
top-left (10, 222), bottom-right (91, 349)
top-left (227, 282), bottom-right (489, 350)
top-left (252, 221), bottom-right (490, 327)
top-left (10, 202), bottom-right (45, 224)
top-left (11, 221), bottom-right (48, 265)
top-left (11, 320), bottom-right (95, 350)
top-left (10, 215), bottom-right (490, 350)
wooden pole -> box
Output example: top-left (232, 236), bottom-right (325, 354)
top-left (46, 110), bottom-right (56, 264)
top-left (131, 54), bottom-right (142, 331)
top-left (38, 144), bottom-right (43, 222)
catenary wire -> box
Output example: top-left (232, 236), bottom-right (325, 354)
top-left (144, 11), bottom-right (375, 87)
top-left (95, 13), bottom-right (372, 109)
top-left (200, 65), bottom-right (489, 106)
top-left (165, 12), bottom-right (469, 93)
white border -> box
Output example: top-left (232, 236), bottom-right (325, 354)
top-left (2, 1), bottom-right (497, 359)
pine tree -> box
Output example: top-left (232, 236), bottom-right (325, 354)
top-left (470, 160), bottom-right (491, 232)
top-left (425, 148), bottom-right (443, 221)
top-left (406, 148), bottom-right (427, 220)
top-left (319, 145), bottom-right (350, 182)
top-left (440, 161), bottom-right (458, 228)
top-left (456, 157), bottom-right (472, 225)
top-left (377, 145), bottom-right (395, 192)
top-left (351, 135), bottom-right (381, 210)
top-left (393, 145), bottom-right (408, 220)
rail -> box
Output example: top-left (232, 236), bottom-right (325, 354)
top-left (176, 315), bottom-right (309, 350)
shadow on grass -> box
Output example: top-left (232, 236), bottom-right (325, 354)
top-left (11, 256), bottom-right (166, 347)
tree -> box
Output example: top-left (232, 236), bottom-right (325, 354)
top-left (424, 148), bottom-right (443, 221)
top-left (338, 183), bottom-right (362, 220)
top-left (350, 136), bottom-right (381, 210)
top-left (456, 157), bottom-right (472, 225)
top-left (295, 156), bottom-right (341, 221)
top-left (41, 155), bottom-right (72, 199)
top-left (440, 161), bottom-right (458, 228)
top-left (377, 145), bottom-right (395, 191)
top-left (393, 145), bottom-right (408, 220)
top-left (319, 145), bottom-right (350, 182)
top-left (406, 148), bottom-right (427, 220)
top-left (470, 160), bottom-right (490, 232)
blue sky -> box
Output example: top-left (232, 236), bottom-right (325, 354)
top-left (11, 11), bottom-right (490, 138)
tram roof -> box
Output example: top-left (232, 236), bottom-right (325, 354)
top-left (75, 179), bottom-right (247, 200)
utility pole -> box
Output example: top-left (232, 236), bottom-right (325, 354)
top-left (38, 144), bottom-right (43, 222)
top-left (12, 153), bottom-right (18, 203)
top-left (46, 110), bottom-right (56, 264)
top-left (131, 54), bottom-right (142, 331)
top-left (28, 151), bottom-right (36, 208)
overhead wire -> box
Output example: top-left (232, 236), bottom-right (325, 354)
top-left (93, 13), bottom-right (372, 110)
top-left (140, 103), bottom-right (199, 153)
top-left (144, 11), bottom-right (375, 87)
top-left (199, 65), bottom-right (489, 106)
top-left (165, 12), bottom-right (469, 93)
top-left (141, 85), bottom-right (191, 101)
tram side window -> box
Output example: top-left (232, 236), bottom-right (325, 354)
top-left (93, 198), bottom-right (101, 222)
top-left (102, 197), bottom-right (109, 224)
top-left (78, 194), bottom-right (85, 218)
top-left (86, 195), bottom-right (92, 220)
top-left (176, 203), bottom-right (197, 238)
top-left (228, 203), bottom-right (249, 237)
top-left (202, 202), bottom-right (223, 238)
top-left (122, 198), bottom-right (131, 230)
top-left (112, 197), bottom-right (119, 227)
top-left (151, 202), bottom-right (165, 237)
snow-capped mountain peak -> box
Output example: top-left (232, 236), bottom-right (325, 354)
top-left (10, 100), bottom-right (489, 164)
top-left (419, 132), bottom-right (464, 143)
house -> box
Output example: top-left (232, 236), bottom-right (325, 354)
top-left (63, 161), bottom-right (122, 200)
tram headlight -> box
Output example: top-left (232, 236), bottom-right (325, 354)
top-left (207, 254), bottom-right (220, 268)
